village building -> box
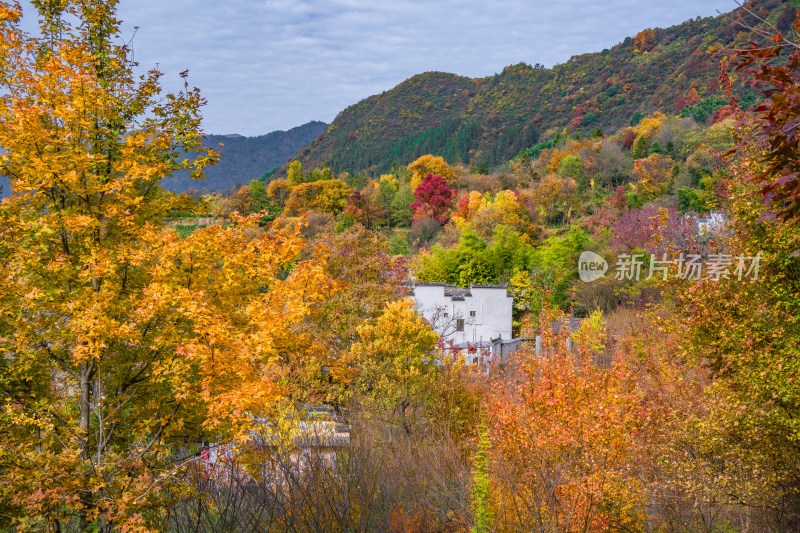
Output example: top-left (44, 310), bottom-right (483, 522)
top-left (203, 406), bottom-right (351, 485)
top-left (410, 282), bottom-right (514, 363)
top-left (696, 211), bottom-right (728, 239)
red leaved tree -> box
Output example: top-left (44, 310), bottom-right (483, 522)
top-left (410, 173), bottom-right (456, 224)
top-left (734, 11), bottom-right (800, 221)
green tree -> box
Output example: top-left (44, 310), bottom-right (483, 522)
top-left (391, 184), bottom-right (415, 227)
top-left (414, 226), bottom-right (538, 287)
top-left (389, 231), bottom-right (411, 255)
top-left (248, 179), bottom-right (269, 210)
top-left (471, 424), bottom-right (494, 533)
top-left (377, 174), bottom-right (398, 226)
top-left (651, 140), bottom-right (663, 154)
top-left (287, 159), bottom-right (304, 185)
top-left (306, 162), bottom-right (334, 182)
top-left (632, 134), bottom-right (650, 158)
top-left (558, 155), bottom-right (586, 189)
top-left (248, 179), bottom-right (281, 223)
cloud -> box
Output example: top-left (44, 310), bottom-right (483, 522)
top-left (22, 0), bottom-right (738, 135)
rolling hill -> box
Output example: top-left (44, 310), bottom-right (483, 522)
top-left (291, 0), bottom-right (794, 177)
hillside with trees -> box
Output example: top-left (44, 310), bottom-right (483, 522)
top-left (292, 0), bottom-right (794, 176)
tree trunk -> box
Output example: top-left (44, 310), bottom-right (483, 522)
top-left (79, 362), bottom-right (93, 532)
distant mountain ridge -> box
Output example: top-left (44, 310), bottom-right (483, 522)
top-left (292, 0), bottom-right (793, 176)
top-left (163, 120), bottom-right (328, 192)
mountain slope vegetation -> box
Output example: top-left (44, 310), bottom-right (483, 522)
top-left (293, 0), bottom-right (793, 176)
top-left (162, 120), bottom-right (328, 192)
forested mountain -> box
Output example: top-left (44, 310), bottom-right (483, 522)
top-left (292, 0), bottom-right (794, 176)
top-left (162, 120), bottom-right (328, 192)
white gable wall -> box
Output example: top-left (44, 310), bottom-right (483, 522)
top-left (411, 284), bottom-right (513, 345)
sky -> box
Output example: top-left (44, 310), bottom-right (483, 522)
top-left (24, 0), bottom-right (739, 136)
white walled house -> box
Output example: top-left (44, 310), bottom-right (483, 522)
top-left (696, 211), bottom-right (728, 239)
top-left (410, 282), bottom-right (513, 349)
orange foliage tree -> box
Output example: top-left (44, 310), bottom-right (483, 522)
top-left (284, 226), bottom-right (411, 405)
top-left (0, 2), bottom-right (334, 530)
top-left (631, 152), bottom-right (674, 200)
top-left (634, 28), bottom-right (656, 53)
top-left (485, 310), bottom-right (647, 531)
top-left (267, 177), bottom-right (293, 208)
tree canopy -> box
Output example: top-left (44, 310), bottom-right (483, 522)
top-left (0, 2), bottom-right (333, 529)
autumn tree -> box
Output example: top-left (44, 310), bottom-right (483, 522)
top-left (350, 300), bottom-right (439, 432)
top-left (343, 189), bottom-right (379, 228)
top-left (267, 177), bottom-right (292, 208)
top-left (410, 173), bottom-right (456, 225)
top-left (734, 14), bottom-right (800, 221)
top-left (451, 190), bottom-right (485, 228)
top-left (535, 173), bottom-right (578, 222)
top-left (225, 184), bottom-right (254, 214)
top-left (608, 185), bottom-right (628, 211)
top-left (283, 179), bottom-right (352, 216)
top-left (631, 152), bottom-right (674, 200)
top-left (486, 309), bottom-right (646, 531)
top-left (669, 141), bottom-right (800, 528)
top-left (250, 225), bottom-right (411, 408)
top-left (634, 28), bottom-right (656, 53)
top-left (467, 190), bottom-right (539, 242)
top-left (0, 2), bottom-right (333, 530)
top-left (408, 154), bottom-right (454, 189)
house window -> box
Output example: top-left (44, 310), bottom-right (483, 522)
top-left (469, 311), bottom-right (476, 317)
top-left (443, 312), bottom-right (449, 317)
top-left (456, 319), bottom-right (464, 331)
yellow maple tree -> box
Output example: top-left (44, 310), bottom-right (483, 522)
top-left (283, 179), bottom-right (352, 216)
top-left (0, 2), bottom-right (334, 530)
top-left (408, 154), bottom-right (455, 189)
top-left (350, 300), bottom-right (439, 430)
top-left (632, 152), bottom-right (674, 199)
